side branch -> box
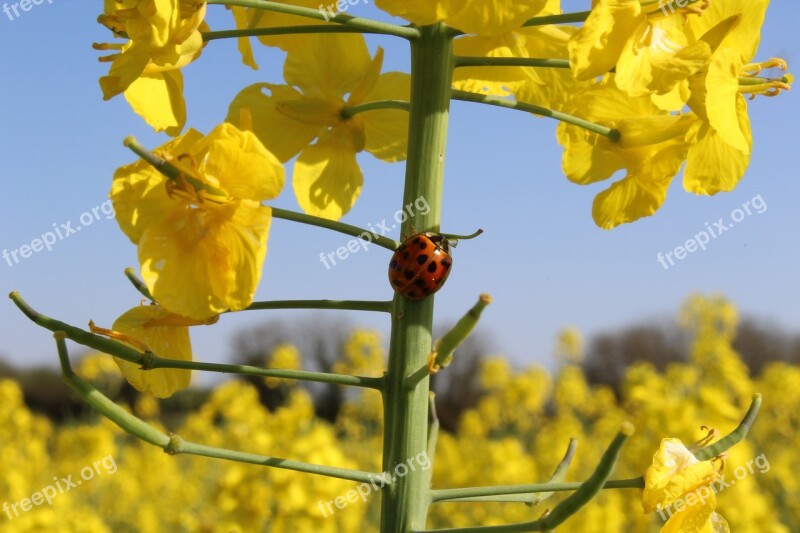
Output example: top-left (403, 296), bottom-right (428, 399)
top-left (54, 334), bottom-right (378, 483)
top-left (454, 57), bottom-right (570, 69)
top-left (10, 292), bottom-right (384, 390)
top-left (451, 90), bottom-right (620, 142)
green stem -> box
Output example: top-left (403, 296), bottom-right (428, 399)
top-left (54, 334), bottom-right (377, 483)
top-left (522, 10), bottom-right (592, 27)
top-left (451, 90), bottom-right (621, 142)
top-left (272, 207), bottom-right (399, 251)
top-left (430, 477), bottom-right (644, 503)
top-left (455, 57), bottom-right (571, 69)
top-left (245, 299), bottom-right (393, 313)
top-left (342, 100), bottom-right (412, 119)
top-left (207, 0), bottom-right (419, 40)
top-left (203, 26), bottom-right (382, 41)
top-left (381, 23), bottom-right (454, 533)
top-left (694, 394), bottom-right (762, 461)
top-left (10, 292), bottom-right (383, 390)
top-left (123, 267), bottom-right (154, 301)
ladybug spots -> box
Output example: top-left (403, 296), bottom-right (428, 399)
top-left (387, 232), bottom-right (453, 300)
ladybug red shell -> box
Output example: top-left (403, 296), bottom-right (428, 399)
top-left (388, 232), bottom-right (453, 300)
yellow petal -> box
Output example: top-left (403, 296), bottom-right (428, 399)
top-left (688, 0), bottom-right (769, 62)
top-left (139, 200), bottom-right (271, 320)
top-left (453, 33), bottom-right (540, 96)
top-left (445, 0), bottom-right (549, 36)
top-left (284, 34), bottom-right (371, 100)
top-left (374, 0), bottom-right (461, 26)
top-left (251, 0), bottom-right (333, 52)
top-left (123, 70), bottom-right (186, 136)
top-left (227, 83), bottom-right (319, 162)
top-left (592, 174), bottom-right (670, 230)
top-left (661, 493), bottom-right (717, 533)
top-left (362, 72), bottom-right (411, 162)
top-left (684, 101), bottom-right (751, 195)
top-left (557, 122), bottom-right (625, 185)
top-left (615, 17), bottom-right (705, 97)
top-left (202, 123), bottom-right (285, 201)
top-left (228, 6), bottom-right (258, 69)
top-left (704, 48), bottom-right (749, 153)
top-left (293, 130), bottom-right (364, 220)
top-left (111, 305), bottom-right (192, 398)
top-left (99, 42), bottom-right (151, 100)
top-left (643, 439), bottom-right (717, 512)
top-left (110, 130), bottom-right (204, 243)
top-left (568, 0), bottom-right (643, 80)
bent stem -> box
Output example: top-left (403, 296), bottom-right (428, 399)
top-left (10, 292), bottom-right (384, 390)
top-left (54, 333), bottom-right (378, 483)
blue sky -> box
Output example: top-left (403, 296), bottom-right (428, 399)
top-left (0, 2), bottom-right (798, 382)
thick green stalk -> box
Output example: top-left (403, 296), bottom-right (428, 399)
top-left (381, 24), bottom-right (454, 533)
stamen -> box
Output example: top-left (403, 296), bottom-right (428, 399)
top-left (89, 320), bottom-right (152, 353)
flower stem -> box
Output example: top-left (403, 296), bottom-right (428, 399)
top-left (54, 334), bottom-right (378, 483)
top-left (203, 25), bottom-right (387, 41)
top-left (455, 57), bottom-right (571, 69)
top-left (451, 90), bottom-right (621, 142)
top-left (341, 100), bottom-right (411, 119)
top-left (381, 23), bottom-right (455, 533)
top-left (271, 207), bottom-right (399, 251)
top-left (430, 476), bottom-right (644, 503)
top-left (695, 394), bottom-right (762, 461)
top-left (123, 267), bottom-right (154, 301)
top-left (522, 10), bottom-right (592, 27)
top-left (245, 299), bottom-right (393, 313)
top-left (206, 0), bottom-right (419, 40)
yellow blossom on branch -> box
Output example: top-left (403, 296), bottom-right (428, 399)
top-left (94, 0), bottom-right (208, 135)
top-left (228, 34), bottom-right (409, 220)
top-left (110, 123), bottom-right (285, 319)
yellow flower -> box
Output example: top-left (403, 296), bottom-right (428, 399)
top-left (568, 0), bottom-right (707, 89)
top-left (228, 34), bottom-right (409, 220)
top-left (557, 81), bottom-right (693, 229)
top-left (643, 438), bottom-right (729, 533)
top-left (111, 123), bottom-right (285, 319)
top-left (680, 0), bottom-right (790, 194)
top-left (91, 304), bottom-right (214, 397)
top-left (94, 0), bottom-right (208, 135)
top-left (375, 0), bottom-right (549, 36)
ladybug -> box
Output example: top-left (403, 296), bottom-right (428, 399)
top-left (388, 232), bottom-right (453, 300)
